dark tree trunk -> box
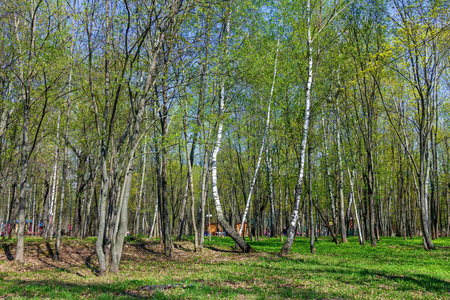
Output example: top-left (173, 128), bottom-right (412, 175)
top-left (308, 146), bottom-right (316, 254)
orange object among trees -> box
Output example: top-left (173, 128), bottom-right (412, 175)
top-left (208, 223), bottom-right (223, 236)
top-left (236, 222), bottom-right (248, 237)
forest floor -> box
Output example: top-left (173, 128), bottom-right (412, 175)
top-left (0, 236), bottom-right (449, 299)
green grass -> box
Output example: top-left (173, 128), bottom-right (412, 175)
top-left (0, 236), bottom-right (449, 299)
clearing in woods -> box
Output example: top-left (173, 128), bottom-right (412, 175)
top-left (0, 236), bottom-right (449, 299)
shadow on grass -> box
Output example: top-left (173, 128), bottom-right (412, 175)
top-left (205, 246), bottom-right (241, 254)
top-left (129, 241), bottom-right (180, 263)
top-left (2, 243), bottom-right (14, 260)
top-left (249, 256), bottom-right (450, 294)
top-left (27, 242), bottom-right (82, 272)
top-left (85, 250), bottom-right (99, 274)
top-left (45, 242), bottom-right (55, 260)
top-left (173, 243), bottom-right (194, 252)
top-left (1, 278), bottom-right (343, 300)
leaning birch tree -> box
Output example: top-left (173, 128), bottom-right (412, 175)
top-left (211, 7), bottom-right (254, 252)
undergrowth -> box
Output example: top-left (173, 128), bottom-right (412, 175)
top-left (0, 236), bottom-right (448, 299)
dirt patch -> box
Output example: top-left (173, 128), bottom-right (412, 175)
top-left (0, 239), bottom-right (265, 275)
top-left (0, 240), bottom-right (94, 273)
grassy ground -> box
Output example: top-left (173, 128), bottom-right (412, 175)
top-left (0, 236), bottom-right (449, 299)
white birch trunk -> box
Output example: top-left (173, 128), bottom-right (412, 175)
top-left (211, 11), bottom-right (253, 252)
top-left (321, 111), bottom-right (337, 230)
top-left (48, 113), bottom-right (61, 240)
top-left (266, 147), bottom-right (276, 237)
top-left (280, 0), bottom-right (313, 256)
top-left (348, 168), bottom-right (364, 245)
top-left (239, 28), bottom-right (280, 236)
top-left (335, 99), bottom-right (347, 243)
top-left (183, 100), bottom-right (199, 250)
top-left (149, 198), bottom-right (158, 239)
top-left (135, 143), bottom-right (147, 235)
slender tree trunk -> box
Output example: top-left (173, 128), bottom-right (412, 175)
top-left (308, 147), bottom-right (316, 254)
top-left (279, 186), bottom-right (284, 241)
top-left (183, 105), bottom-right (199, 250)
top-left (280, 0), bottom-right (313, 256)
top-left (55, 86), bottom-right (71, 260)
top-left (335, 100), bottom-right (347, 243)
top-left (177, 176), bottom-right (189, 240)
top-left (198, 39), bottom-right (210, 250)
top-left (399, 147), bottom-right (407, 241)
top-left (47, 113), bottom-right (61, 241)
top-left (135, 144), bottom-right (147, 236)
top-left (198, 148), bottom-right (209, 249)
top-left (211, 10), bottom-right (253, 253)
top-left (431, 129), bottom-right (438, 240)
top-left (266, 147), bottom-right (276, 237)
top-left (446, 185), bottom-right (449, 237)
top-left (419, 139), bottom-right (434, 250)
top-left (15, 0), bottom-right (39, 261)
top-left (159, 81), bottom-right (173, 257)
top-left (82, 171), bottom-right (96, 238)
top-left (149, 196), bottom-right (158, 239)
top-left (239, 26), bottom-right (279, 236)
top-left (348, 169), bottom-right (364, 245)
top-left (313, 202), bottom-right (339, 243)
top-left (15, 100), bottom-right (29, 263)
top-left (31, 185), bottom-right (36, 236)
top-left (7, 177), bottom-right (18, 240)
top-left (321, 112), bottom-right (338, 242)
top-left (96, 138), bottom-right (109, 275)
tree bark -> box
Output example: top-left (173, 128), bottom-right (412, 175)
top-left (239, 26), bottom-right (279, 236)
top-left (321, 113), bottom-right (338, 243)
top-left (335, 99), bottom-right (347, 243)
top-left (56, 87), bottom-right (71, 260)
top-left (183, 112), bottom-right (199, 251)
top-left (135, 144), bottom-right (147, 236)
top-left (308, 146), bottom-right (316, 254)
top-left (211, 10), bottom-right (254, 253)
top-left (280, 0), bottom-right (313, 256)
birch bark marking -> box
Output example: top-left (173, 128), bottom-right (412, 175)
top-left (211, 10), bottom-right (253, 253)
top-left (348, 169), bottom-right (364, 245)
top-left (335, 98), bottom-right (347, 243)
top-left (135, 143), bottom-right (147, 235)
top-left (183, 108), bottom-right (199, 250)
top-left (266, 149), bottom-right (276, 237)
top-left (56, 78), bottom-right (72, 260)
top-left (47, 113), bottom-right (61, 240)
top-left (239, 25), bottom-right (280, 236)
top-left (199, 145), bottom-right (210, 248)
top-left (321, 110), bottom-right (338, 243)
top-left (56, 16), bottom-right (75, 256)
top-left (198, 19), bottom-right (210, 249)
top-left (16, 97), bottom-right (29, 262)
top-left (149, 197), bottom-right (158, 239)
top-left (280, 0), bottom-right (313, 256)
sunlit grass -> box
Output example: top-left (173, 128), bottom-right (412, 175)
top-left (0, 236), bottom-right (448, 299)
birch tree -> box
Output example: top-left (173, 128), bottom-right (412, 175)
top-left (280, 0), bottom-right (314, 256)
top-left (211, 7), bottom-right (254, 252)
